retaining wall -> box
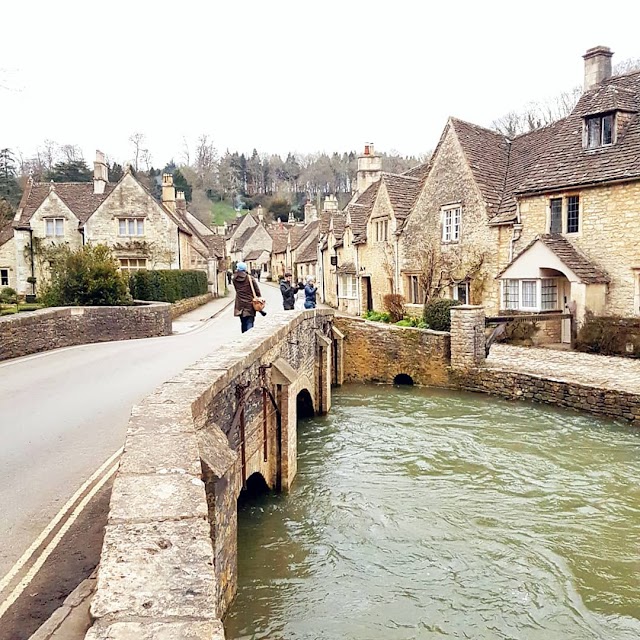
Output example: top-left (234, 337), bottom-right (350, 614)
top-left (0, 302), bottom-right (171, 362)
top-left (334, 316), bottom-right (451, 386)
top-left (170, 293), bottom-right (215, 319)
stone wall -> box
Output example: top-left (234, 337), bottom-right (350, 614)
top-left (334, 316), bottom-right (451, 386)
top-left (87, 309), bottom-right (335, 640)
top-left (0, 302), bottom-right (171, 362)
top-left (450, 305), bottom-right (486, 370)
top-left (514, 182), bottom-right (640, 316)
top-left (454, 368), bottom-right (640, 427)
top-left (170, 292), bottom-right (214, 319)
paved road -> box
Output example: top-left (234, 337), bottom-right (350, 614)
top-left (0, 284), bottom-right (281, 581)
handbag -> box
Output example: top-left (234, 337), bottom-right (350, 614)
top-left (248, 275), bottom-right (266, 312)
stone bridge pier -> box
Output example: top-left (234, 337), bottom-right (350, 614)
top-left (87, 309), bottom-right (338, 640)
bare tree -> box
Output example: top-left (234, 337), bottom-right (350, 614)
top-left (614, 57), bottom-right (640, 75)
top-left (59, 144), bottom-right (83, 163)
top-left (129, 132), bottom-right (148, 172)
top-left (194, 134), bottom-right (218, 190)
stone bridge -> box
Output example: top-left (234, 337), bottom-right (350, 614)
top-left (86, 309), bottom-right (339, 640)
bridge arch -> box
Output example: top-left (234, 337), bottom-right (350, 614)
top-left (394, 373), bottom-right (414, 386)
top-left (296, 388), bottom-right (314, 419)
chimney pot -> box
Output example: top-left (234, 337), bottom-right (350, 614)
top-left (93, 149), bottom-right (108, 194)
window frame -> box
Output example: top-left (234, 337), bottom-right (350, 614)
top-left (118, 217), bottom-right (145, 237)
top-left (586, 112), bottom-right (615, 149)
top-left (452, 281), bottom-right (469, 305)
top-left (119, 258), bottom-right (148, 272)
top-left (339, 274), bottom-right (358, 299)
top-left (441, 205), bottom-right (461, 243)
top-left (501, 278), bottom-right (561, 313)
top-left (407, 274), bottom-right (423, 305)
top-left (0, 268), bottom-right (9, 286)
top-left (45, 217), bottom-right (65, 237)
top-left (547, 195), bottom-right (580, 235)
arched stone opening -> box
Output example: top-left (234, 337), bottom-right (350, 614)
top-left (297, 389), bottom-right (314, 419)
top-left (393, 373), bottom-right (414, 386)
top-left (238, 472), bottom-right (270, 507)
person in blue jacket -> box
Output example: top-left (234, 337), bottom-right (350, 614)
top-left (304, 276), bottom-right (317, 309)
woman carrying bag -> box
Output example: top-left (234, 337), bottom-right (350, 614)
top-left (232, 262), bottom-right (266, 333)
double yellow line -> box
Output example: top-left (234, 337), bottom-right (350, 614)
top-left (0, 447), bottom-right (123, 621)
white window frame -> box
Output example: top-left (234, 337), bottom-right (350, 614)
top-left (407, 274), bottom-right (422, 305)
top-left (45, 218), bottom-right (65, 237)
top-left (586, 113), bottom-right (615, 149)
top-left (0, 268), bottom-right (9, 286)
top-left (118, 217), bottom-right (145, 237)
top-left (339, 274), bottom-right (358, 299)
top-left (441, 205), bottom-right (461, 243)
top-left (452, 281), bottom-right (469, 304)
top-left (501, 278), bottom-right (561, 312)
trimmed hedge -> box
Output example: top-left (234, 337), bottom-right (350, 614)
top-left (423, 298), bottom-right (461, 332)
top-left (576, 312), bottom-right (640, 358)
top-left (129, 270), bottom-right (208, 303)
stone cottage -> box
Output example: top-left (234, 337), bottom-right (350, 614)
top-left (7, 151), bottom-right (226, 298)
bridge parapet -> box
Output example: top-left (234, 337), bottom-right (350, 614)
top-left (87, 309), bottom-right (335, 640)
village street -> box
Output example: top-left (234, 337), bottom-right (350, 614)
top-left (0, 284), bottom-right (282, 638)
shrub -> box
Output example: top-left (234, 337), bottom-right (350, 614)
top-left (576, 312), bottom-right (640, 357)
top-left (41, 245), bottom-right (131, 307)
top-left (423, 298), bottom-right (461, 332)
top-left (0, 287), bottom-right (18, 304)
top-left (504, 320), bottom-right (539, 345)
top-left (383, 293), bottom-right (405, 323)
top-left (363, 310), bottom-right (391, 323)
top-left (129, 269), bottom-right (208, 303)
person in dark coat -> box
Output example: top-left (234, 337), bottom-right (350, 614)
top-left (279, 271), bottom-right (298, 310)
top-left (233, 262), bottom-right (262, 333)
top-left (304, 276), bottom-right (318, 309)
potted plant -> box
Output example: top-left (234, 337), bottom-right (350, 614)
top-left (26, 276), bottom-right (37, 303)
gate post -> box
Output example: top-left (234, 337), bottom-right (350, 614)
top-left (450, 305), bottom-right (486, 371)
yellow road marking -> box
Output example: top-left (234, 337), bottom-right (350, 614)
top-left (0, 447), bottom-right (123, 596)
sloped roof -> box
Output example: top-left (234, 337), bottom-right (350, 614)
top-left (450, 117), bottom-right (511, 219)
top-left (403, 162), bottom-right (431, 180)
top-left (289, 225), bottom-right (308, 250)
top-left (574, 79), bottom-right (640, 116)
top-left (347, 180), bottom-right (380, 244)
top-left (497, 234), bottom-right (610, 284)
top-left (234, 226), bottom-right (255, 250)
top-left (296, 228), bottom-right (319, 263)
top-left (244, 249), bottom-right (266, 261)
top-left (269, 226), bottom-right (289, 254)
top-left (337, 261), bottom-right (356, 274)
top-left (383, 172), bottom-right (423, 223)
top-left (319, 211), bottom-right (331, 235)
top-left (15, 181), bottom-right (116, 228)
top-left (204, 234), bottom-right (225, 259)
top-left (0, 221), bottom-right (13, 246)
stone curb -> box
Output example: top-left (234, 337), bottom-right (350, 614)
top-left (29, 572), bottom-right (97, 640)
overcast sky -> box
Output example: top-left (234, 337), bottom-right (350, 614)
top-left (2, 0), bottom-right (639, 169)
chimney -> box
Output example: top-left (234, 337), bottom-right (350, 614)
top-left (162, 174), bottom-right (176, 212)
top-left (583, 46), bottom-right (613, 92)
top-left (323, 194), bottom-right (339, 213)
top-left (356, 142), bottom-right (382, 196)
top-left (304, 201), bottom-right (318, 224)
top-left (93, 150), bottom-right (108, 194)
top-left (288, 211), bottom-right (295, 224)
top-left (256, 204), bottom-right (264, 222)
top-left (176, 190), bottom-right (187, 213)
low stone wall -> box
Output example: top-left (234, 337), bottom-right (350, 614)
top-left (170, 292), bottom-right (214, 319)
top-left (455, 368), bottom-right (640, 426)
top-left (335, 316), bottom-right (451, 386)
top-left (0, 302), bottom-right (172, 362)
top-left (87, 309), bottom-right (335, 640)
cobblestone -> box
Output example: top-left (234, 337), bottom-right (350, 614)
top-left (487, 344), bottom-right (640, 395)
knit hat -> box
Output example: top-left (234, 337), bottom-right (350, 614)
top-left (236, 262), bottom-right (247, 272)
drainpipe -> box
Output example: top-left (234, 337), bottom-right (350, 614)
top-left (355, 244), bottom-right (361, 316)
top-left (509, 223), bottom-right (523, 263)
top-left (394, 233), bottom-right (400, 294)
top-left (29, 229), bottom-right (35, 296)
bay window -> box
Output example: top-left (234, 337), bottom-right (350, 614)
top-left (502, 278), bottom-right (560, 312)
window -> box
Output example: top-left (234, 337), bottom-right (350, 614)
top-left (541, 279), bottom-right (558, 310)
top-left (521, 280), bottom-right (537, 308)
top-left (0, 269), bottom-right (8, 286)
top-left (374, 219), bottom-right (388, 242)
top-left (339, 275), bottom-right (357, 298)
top-left (550, 198), bottom-right (562, 234)
top-left (118, 218), bottom-right (145, 236)
top-left (586, 113), bottom-right (614, 148)
top-left (547, 196), bottom-right (580, 234)
top-left (119, 258), bottom-right (147, 272)
top-left (45, 218), bottom-right (64, 237)
top-left (407, 275), bottom-right (423, 304)
top-left (442, 206), bottom-right (461, 242)
top-left (452, 281), bottom-right (469, 304)
top-left (503, 279), bottom-right (519, 310)
top-left (502, 278), bottom-right (560, 312)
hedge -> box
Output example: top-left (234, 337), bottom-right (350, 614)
top-left (129, 270), bottom-right (208, 303)
top-left (576, 312), bottom-right (640, 358)
top-left (423, 298), bottom-right (461, 332)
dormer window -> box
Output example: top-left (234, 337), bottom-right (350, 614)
top-left (586, 113), bottom-right (614, 148)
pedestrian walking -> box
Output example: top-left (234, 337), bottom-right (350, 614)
top-left (304, 275), bottom-right (317, 309)
top-left (233, 262), bottom-right (263, 333)
top-left (279, 271), bottom-right (298, 310)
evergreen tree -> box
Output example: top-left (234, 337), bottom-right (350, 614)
top-left (109, 162), bottom-right (124, 182)
top-left (0, 148), bottom-right (22, 210)
top-left (46, 159), bottom-right (92, 182)
top-left (172, 168), bottom-right (192, 202)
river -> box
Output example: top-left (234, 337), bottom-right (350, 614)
top-left (225, 384), bottom-right (640, 639)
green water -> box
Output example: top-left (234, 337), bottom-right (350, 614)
top-left (224, 385), bottom-right (640, 639)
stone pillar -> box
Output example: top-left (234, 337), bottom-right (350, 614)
top-left (316, 332), bottom-right (332, 414)
top-left (331, 325), bottom-right (345, 386)
top-left (450, 305), bottom-right (486, 371)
